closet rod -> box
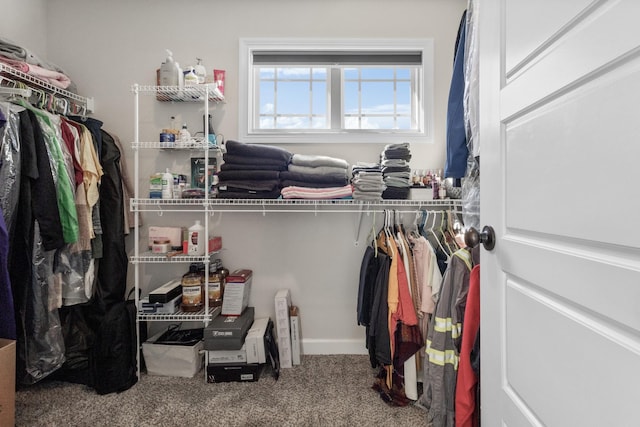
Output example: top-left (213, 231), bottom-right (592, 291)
top-left (0, 63), bottom-right (95, 113)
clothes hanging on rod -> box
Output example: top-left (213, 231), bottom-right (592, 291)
top-left (0, 89), bottom-right (130, 385)
top-left (358, 208), bottom-right (463, 406)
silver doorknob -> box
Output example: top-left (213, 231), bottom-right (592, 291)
top-left (464, 226), bottom-right (496, 251)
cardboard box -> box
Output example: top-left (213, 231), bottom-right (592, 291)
top-left (206, 344), bottom-right (247, 365)
top-left (274, 289), bottom-right (292, 368)
top-left (142, 331), bottom-right (203, 378)
top-left (290, 306), bottom-right (301, 365)
top-left (191, 157), bottom-right (217, 190)
top-left (148, 279), bottom-right (182, 303)
top-left (221, 269), bottom-right (252, 316)
top-left (204, 307), bottom-right (255, 351)
top-left (0, 339), bottom-right (15, 427)
top-left (246, 317), bottom-right (270, 364)
top-left (148, 226), bottom-right (184, 250)
top-left (207, 363), bottom-right (262, 383)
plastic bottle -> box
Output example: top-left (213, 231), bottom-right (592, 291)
top-left (181, 264), bottom-right (204, 312)
top-left (194, 58), bottom-right (207, 84)
top-left (159, 49), bottom-right (180, 87)
top-left (161, 168), bottom-right (174, 199)
top-left (188, 220), bottom-right (205, 256)
top-left (184, 66), bottom-right (199, 86)
top-left (178, 123), bottom-right (191, 146)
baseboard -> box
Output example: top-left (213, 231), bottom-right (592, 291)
top-left (301, 338), bottom-right (368, 355)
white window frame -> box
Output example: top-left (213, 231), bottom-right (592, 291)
top-left (239, 38), bottom-right (434, 144)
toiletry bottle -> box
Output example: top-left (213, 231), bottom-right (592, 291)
top-left (188, 220), bottom-right (205, 256)
top-left (161, 168), bottom-right (174, 199)
top-left (184, 66), bottom-right (198, 86)
top-left (159, 49), bottom-right (179, 87)
top-left (178, 123), bottom-right (191, 146)
top-left (203, 114), bottom-right (216, 146)
top-left (194, 58), bottom-right (207, 84)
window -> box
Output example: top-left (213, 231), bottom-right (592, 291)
top-left (239, 39), bottom-right (434, 144)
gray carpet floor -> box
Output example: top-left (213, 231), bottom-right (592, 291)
top-left (15, 354), bottom-right (427, 426)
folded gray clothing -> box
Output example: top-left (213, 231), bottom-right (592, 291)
top-left (218, 189), bottom-right (281, 199)
top-left (280, 179), bottom-right (349, 189)
top-left (220, 162), bottom-right (288, 172)
top-left (383, 177), bottom-right (411, 187)
top-left (353, 175), bottom-right (385, 185)
top-left (382, 166), bottom-right (411, 174)
top-left (353, 182), bottom-right (387, 192)
top-left (353, 171), bottom-right (382, 179)
top-left (280, 170), bottom-right (348, 185)
top-left (384, 142), bottom-right (410, 151)
top-left (353, 177), bottom-right (385, 186)
top-left (218, 170), bottom-right (280, 181)
top-left (0, 36), bottom-right (67, 74)
top-left (225, 140), bottom-right (293, 163)
top-left (352, 191), bottom-right (383, 201)
top-left (383, 171), bottom-right (412, 180)
top-left (288, 164), bottom-right (349, 177)
top-left (291, 154), bottom-right (349, 169)
top-left (382, 159), bottom-right (409, 167)
top-left (217, 179), bottom-right (280, 192)
top-left (382, 152), bottom-right (411, 161)
top-left (223, 153), bottom-right (289, 169)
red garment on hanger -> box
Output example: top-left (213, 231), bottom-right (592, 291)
top-left (455, 264), bottom-right (480, 427)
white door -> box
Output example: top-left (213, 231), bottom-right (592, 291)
top-left (480, 0), bottom-right (640, 426)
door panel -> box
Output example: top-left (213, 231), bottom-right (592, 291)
top-left (480, 0), bottom-right (640, 425)
top-left (505, 0), bottom-right (593, 72)
top-left (505, 280), bottom-right (638, 426)
top-left (505, 57), bottom-right (640, 248)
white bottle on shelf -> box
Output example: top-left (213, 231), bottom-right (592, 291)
top-left (159, 50), bottom-right (180, 87)
top-left (161, 168), bottom-right (174, 199)
top-left (188, 220), bottom-right (206, 256)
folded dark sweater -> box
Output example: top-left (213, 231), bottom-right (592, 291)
top-left (280, 170), bottom-right (348, 185)
top-left (225, 140), bottom-right (293, 164)
top-left (223, 153), bottom-right (289, 169)
top-left (220, 162), bottom-right (288, 172)
top-left (217, 179), bottom-right (280, 192)
top-left (217, 188), bottom-right (281, 199)
top-left (218, 170), bottom-right (281, 181)
top-left (381, 186), bottom-right (410, 200)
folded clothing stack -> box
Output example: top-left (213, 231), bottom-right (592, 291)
top-left (351, 162), bottom-right (386, 201)
top-left (218, 140), bottom-right (292, 199)
top-left (381, 143), bottom-right (412, 200)
top-left (280, 154), bottom-right (352, 199)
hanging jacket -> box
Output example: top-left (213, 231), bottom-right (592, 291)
top-left (455, 264), bottom-right (481, 427)
top-left (419, 247), bottom-right (474, 427)
top-left (444, 10), bottom-right (469, 179)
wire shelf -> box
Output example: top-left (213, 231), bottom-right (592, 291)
top-left (0, 63), bottom-right (94, 113)
top-left (138, 306), bottom-right (221, 322)
top-left (132, 84), bottom-right (224, 103)
top-left (132, 139), bottom-right (221, 150)
top-left (130, 251), bottom-right (219, 264)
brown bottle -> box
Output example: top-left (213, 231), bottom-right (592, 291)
top-left (181, 266), bottom-right (204, 312)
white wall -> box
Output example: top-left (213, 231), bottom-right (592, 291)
top-left (0, 0), bottom-right (48, 56)
top-left (5, 0), bottom-right (467, 354)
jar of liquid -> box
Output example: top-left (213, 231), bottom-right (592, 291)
top-left (181, 269), bottom-right (204, 312)
top-left (207, 270), bottom-right (225, 307)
